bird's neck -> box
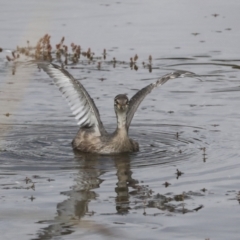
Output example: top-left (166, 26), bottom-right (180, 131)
top-left (116, 111), bottom-right (128, 136)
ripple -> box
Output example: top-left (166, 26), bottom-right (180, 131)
top-left (0, 124), bottom-right (75, 171)
top-left (0, 123), bottom-right (209, 172)
top-left (129, 123), bottom-right (207, 169)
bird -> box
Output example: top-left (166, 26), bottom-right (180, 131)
top-left (39, 62), bottom-right (195, 154)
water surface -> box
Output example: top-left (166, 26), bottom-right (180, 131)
top-left (1, 1), bottom-right (240, 239)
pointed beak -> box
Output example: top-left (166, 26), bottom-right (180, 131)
top-left (117, 104), bottom-right (124, 110)
top-left (117, 103), bottom-right (128, 111)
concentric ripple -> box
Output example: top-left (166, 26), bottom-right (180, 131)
top-left (0, 123), bottom-right (208, 172)
top-left (125, 123), bottom-right (207, 169)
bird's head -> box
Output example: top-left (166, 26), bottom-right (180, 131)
top-left (114, 94), bottom-right (129, 113)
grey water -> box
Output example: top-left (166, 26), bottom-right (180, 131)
top-left (1, 0), bottom-right (240, 239)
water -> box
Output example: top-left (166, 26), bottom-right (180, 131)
top-left (1, 0), bottom-right (240, 239)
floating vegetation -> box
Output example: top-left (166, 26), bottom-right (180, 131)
top-left (163, 181), bottom-right (171, 187)
top-left (129, 182), bottom-right (205, 215)
top-left (2, 34), bottom-right (162, 76)
top-left (175, 168), bottom-right (184, 179)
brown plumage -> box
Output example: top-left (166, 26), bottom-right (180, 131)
top-left (39, 62), bottom-right (195, 154)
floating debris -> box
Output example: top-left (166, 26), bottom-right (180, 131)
top-left (236, 191), bottom-right (240, 204)
top-left (176, 132), bottom-right (179, 139)
top-left (25, 177), bottom-right (32, 184)
top-left (200, 147), bottom-right (207, 162)
top-left (47, 178), bottom-right (55, 182)
top-left (163, 182), bottom-right (171, 187)
top-left (192, 205), bottom-right (203, 211)
top-left (134, 54), bottom-right (138, 62)
top-left (29, 195), bottom-right (35, 201)
top-left (112, 57), bottom-right (116, 68)
top-left (31, 183), bottom-right (35, 191)
top-left (148, 64), bottom-right (152, 73)
top-left (97, 62), bottom-right (101, 70)
top-left (174, 192), bottom-right (185, 201)
top-left (134, 64), bottom-right (138, 71)
top-left (103, 48), bottom-right (106, 59)
top-left (176, 169), bottom-right (184, 179)
top-left (149, 55), bottom-right (152, 63)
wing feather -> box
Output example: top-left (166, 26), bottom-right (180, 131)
top-left (39, 62), bottom-right (106, 135)
top-left (126, 70), bottom-right (196, 130)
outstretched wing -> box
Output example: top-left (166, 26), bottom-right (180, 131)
top-left (39, 62), bottom-right (106, 136)
top-left (126, 70), bottom-right (196, 130)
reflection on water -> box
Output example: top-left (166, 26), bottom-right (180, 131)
top-left (32, 144), bottom-right (208, 239)
top-left (34, 153), bottom-right (135, 239)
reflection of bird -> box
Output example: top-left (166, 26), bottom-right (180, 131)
top-left (39, 63), bottom-right (195, 154)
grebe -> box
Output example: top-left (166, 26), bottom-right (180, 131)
top-left (39, 63), bottom-right (195, 154)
